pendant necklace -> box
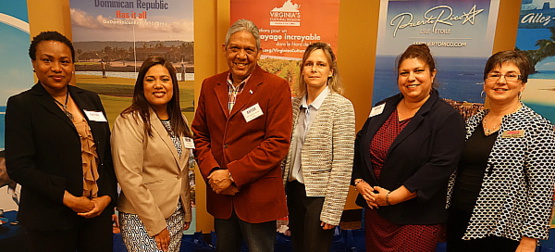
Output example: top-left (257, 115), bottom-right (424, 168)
top-left (482, 116), bottom-right (499, 136)
top-left (53, 91), bottom-right (74, 120)
top-left (482, 103), bottom-right (522, 136)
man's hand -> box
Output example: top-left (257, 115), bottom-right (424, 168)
top-left (208, 169), bottom-right (232, 193)
top-left (220, 185), bottom-right (239, 196)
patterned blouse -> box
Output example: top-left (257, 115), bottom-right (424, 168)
top-left (161, 119), bottom-right (182, 156)
top-left (447, 104), bottom-right (555, 241)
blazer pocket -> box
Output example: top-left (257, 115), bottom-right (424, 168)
top-left (310, 167), bottom-right (331, 174)
top-left (144, 179), bottom-right (163, 185)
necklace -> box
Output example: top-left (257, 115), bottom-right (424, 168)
top-left (53, 91), bottom-right (74, 120)
top-left (482, 103), bottom-right (522, 136)
top-left (482, 115), bottom-right (499, 136)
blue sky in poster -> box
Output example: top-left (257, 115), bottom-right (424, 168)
top-left (515, 0), bottom-right (555, 122)
top-left (2, 1), bottom-right (29, 21)
top-left (521, 0), bottom-right (555, 10)
top-left (70, 0), bottom-right (193, 42)
top-left (0, 1), bottom-right (33, 150)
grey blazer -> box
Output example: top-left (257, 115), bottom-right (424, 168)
top-left (282, 92), bottom-right (355, 225)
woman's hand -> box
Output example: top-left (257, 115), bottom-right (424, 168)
top-left (320, 221), bottom-right (336, 230)
top-left (63, 191), bottom-right (94, 213)
top-left (154, 228), bottom-right (170, 252)
top-left (355, 180), bottom-right (378, 209)
top-left (77, 195), bottom-right (111, 219)
top-left (372, 186), bottom-right (390, 206)
top-left (372, 185), bottom-right (417, 207)
top-left (183, 222), bottom-right (191, 231)
top-left (516, 237), bottom-right (537, 252)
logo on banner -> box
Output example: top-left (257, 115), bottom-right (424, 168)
top-left (270, 0), bottom-right (301, 26)
top-left (520, 2), bottom-right (555, 28)
top-left (389, 5), bottom-right (484, 38)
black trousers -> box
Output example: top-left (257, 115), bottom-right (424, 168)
top-left (446, 207), bottom-right (519, 252)
top-left (214, 210), bottom-right (276, 252)
top-left (286, 180), bottom-right (334, 252)
top-left (25, 210), bottom-right (113, 252)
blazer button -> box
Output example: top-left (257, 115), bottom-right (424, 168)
top-left (224, 144), bottom-right (228, 149)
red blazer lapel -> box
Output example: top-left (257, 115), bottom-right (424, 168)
top-left (229, 66), bottom-right (263, 118)
top-left (214, 77), bottom-right (231, 119)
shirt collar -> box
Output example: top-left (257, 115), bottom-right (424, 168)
top-left (301, 86), bottom-right (330, 110)
top-left (226, 72), bottom-right (252, 89)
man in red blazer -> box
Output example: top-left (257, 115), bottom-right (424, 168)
top-left (192, 19), bottom-right (292, 252)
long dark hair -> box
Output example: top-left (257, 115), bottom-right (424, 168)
top-left (121, 56), bottom-right (192, 138)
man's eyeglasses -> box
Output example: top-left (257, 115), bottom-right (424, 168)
top-left (485, 73), bottom-right (522, 82)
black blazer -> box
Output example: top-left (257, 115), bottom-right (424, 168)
top-left (352, 89), bottom-right (465, 225)
top-left (5, 83), bottom-right (117, 231)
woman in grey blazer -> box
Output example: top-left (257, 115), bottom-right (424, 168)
top-left (111, 56), bottom-right (193, 252)
top-left (282, 42), bottom-right (355, 251)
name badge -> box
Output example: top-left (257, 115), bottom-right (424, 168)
top-left (242, 103), bottom-right (264, 123)
top-left (501, 130), bottom-right (525, 138)
top-left (369, 103), bottom-right (385, 117)
top-left (183, 137), bottom-right (195, 149)
top-left (84, 110), bottom-right (107, 122)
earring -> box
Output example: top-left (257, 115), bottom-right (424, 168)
top-left (518, 92), bottom-right (522, 100)
top-left (480, 90), bottom-right (485, 100)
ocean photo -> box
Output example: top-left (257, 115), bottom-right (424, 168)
top-left (373, 56), bottom-right (486, 104)
top-left (373, 56), bottom-right (555, 123)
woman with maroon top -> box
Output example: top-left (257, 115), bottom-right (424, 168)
top-left (351, 44), bottom-right (465, 251)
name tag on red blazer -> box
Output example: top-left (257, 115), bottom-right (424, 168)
top-left (242, 103), bottom-right (264, 122)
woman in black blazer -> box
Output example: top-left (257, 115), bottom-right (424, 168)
top-left (5, 31), bottom-right (117, 252)
top-left (351, 44), bottom-right (465, 251)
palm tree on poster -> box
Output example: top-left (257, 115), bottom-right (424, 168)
top-left (518, 27), bottom-right (555, 74)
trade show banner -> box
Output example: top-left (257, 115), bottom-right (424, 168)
top-left (69, 0), bottom-right (197, 233)
top-left (69, 0), bottom-right (195, 124)
top-left (515, 0), bottom-right (555, 123)
top-left (0, 0), bottom-right (31, 244)
top-left (231, 0), bottom-right (340, 89)
top-left (374, 0), bottom-right (499, 119)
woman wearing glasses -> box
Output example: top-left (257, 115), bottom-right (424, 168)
top-left (446, 50), bottom-right (555, 251)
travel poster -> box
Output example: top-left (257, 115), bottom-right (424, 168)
top-left (515, 0), bottom-right (555, 123)
top-left (70, 0), bottom-right (196, 233)
top-left (69, 0), bottom-right (195, 125)
top-left (231, 0), bottom-right (340, 90)
top-left (374, 0), bottom-right (499, 120)
top-left (0, 0), bottom-right (31, 245)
